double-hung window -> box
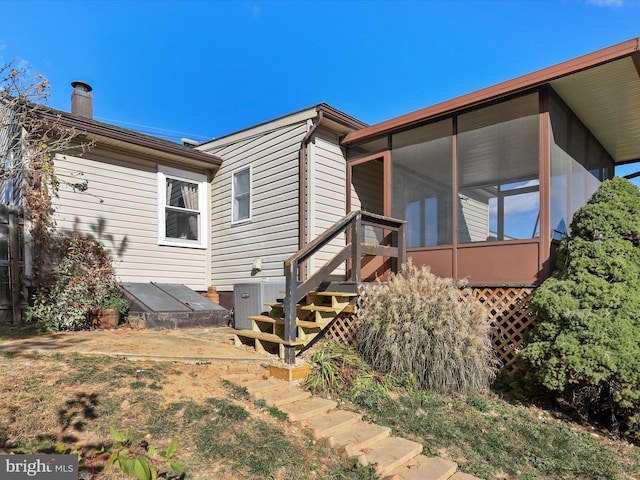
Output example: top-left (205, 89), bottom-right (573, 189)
top-left (158, 166), bottom-right (207, 248)
top-left (232, 166), bottom-right (251, 223)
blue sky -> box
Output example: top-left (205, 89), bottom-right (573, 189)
top-left (1, 0), bottom-right (639, 149)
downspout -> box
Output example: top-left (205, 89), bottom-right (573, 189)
top-left (298, 109), bottom-right (324, 280)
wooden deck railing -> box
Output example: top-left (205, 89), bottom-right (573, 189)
top-left (282, 210), bottom-right (406, 364)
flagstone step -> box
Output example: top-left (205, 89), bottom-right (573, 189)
top-left (449, 472), bottom-right (482, 480)
top-left (277, 397), bottom-right (337, 422)
top-left (357, 435), bottom-right (423, 476)
top-left (256, 387), bottom-right (311, 407)
top-left (299, 409), bottom-right (363, 440)
top-left (327, 421), bottom-right (391, 457)
top-left (221, 372), bottom-right (268, 386)
top-left (222, 372), bottom-right (484, 480)
top-left (384, 455), bottom-right (458, 480)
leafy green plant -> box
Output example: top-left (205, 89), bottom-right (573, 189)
top-left (82, 427), bottom-right (183, 480)
top-left (305, 341), bottom-right (394, 408)
top-left (26, 234), bottom-right (124, 331)
top-left (355, 261), bottom-right (498, 394)
top-left (521, 177), bottom-right (640, 442)
top-left (100, 293), bottom-right (129, 314)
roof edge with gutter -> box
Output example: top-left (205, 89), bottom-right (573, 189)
top-left (198, 103), bottom-right (368, 150)
top-left (37, 109), bottom-right (222, 167)
top-left (342, 37), bottom-right (640, 146)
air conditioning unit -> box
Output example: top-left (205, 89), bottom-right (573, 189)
top-left (233, 281), bottom-right (285, 330)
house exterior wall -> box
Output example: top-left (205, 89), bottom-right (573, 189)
top-left (307, 127), bottom-right (348, 275)
top-left (200, 117), bottom-right (308, 291)
top-left (200, 110), bottom-right (358, 293)
top-left (52, 149), bottom-right (210, 290)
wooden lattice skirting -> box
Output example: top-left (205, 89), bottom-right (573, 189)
top-left (324, 311), bottom-right (357, 346)
top-left (471, 286), bottom-right (537, 373)
top-left (322, 286), bottom-right (537, 374)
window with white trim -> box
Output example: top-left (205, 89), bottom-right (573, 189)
top-left (158, 166), bottom-right (207, 248)
top-left (232, 166), bottom-right (251, 223)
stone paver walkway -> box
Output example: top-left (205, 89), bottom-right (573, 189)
top-left (224, 373), bottom-right (482, 480)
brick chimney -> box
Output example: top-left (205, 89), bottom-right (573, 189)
top-left (70, 81), bottom-right (93, 118)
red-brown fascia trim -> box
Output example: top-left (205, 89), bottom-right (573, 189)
top-left (342, 37), bottom-right (640, 146)
top-left (37, 110), bottom-right (222, 166)
top-left (316, 103), bottom-right (368, 130)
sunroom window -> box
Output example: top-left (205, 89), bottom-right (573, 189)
top-left (158, 166), bottom-right (207, 248)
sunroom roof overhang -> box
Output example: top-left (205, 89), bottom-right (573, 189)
top-left (342, 37), bottom-right (640, 164)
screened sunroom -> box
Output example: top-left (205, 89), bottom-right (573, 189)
top-left (342, 38), bottom-right (640, 287)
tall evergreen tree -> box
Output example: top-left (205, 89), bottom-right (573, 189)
top-left (522, 177), bottom-right (640, 440)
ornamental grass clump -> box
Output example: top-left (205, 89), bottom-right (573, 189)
top-left (355, 262), bottom-right (497, 395)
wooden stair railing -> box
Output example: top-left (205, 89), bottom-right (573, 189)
top-left (280, 210), bottom-right (407, 364)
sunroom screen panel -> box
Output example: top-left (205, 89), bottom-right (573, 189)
top-left (391, 120), bottom-right (453, 247)
top-left (457, 94), bottom-right (540, 243)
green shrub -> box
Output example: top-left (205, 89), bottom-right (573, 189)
top-left (26, 234), bottom-right (123, 331)
top-left (305, 341), bottom-right (394, 408)
top-left (355, 262), bottom-right (497, 395)
top-left (521, 177), bottom-right (640, 441)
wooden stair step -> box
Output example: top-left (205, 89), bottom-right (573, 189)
top-left (357, 436), bottom-right (423, 476)
top-left (278, 397), bottom-right (337, 422)
top-left (328, 421), bottom-right (391, 457)
top-left (384, 455), bottom-right (458, 480)
top-left (314, 291), bottom-right (358, 297)
top-left (300, 409), bottom-right (363, 440)
top-left (248, 315), bottom-right (278, 324)
top-left (233, 330), bottom-right (304, 346)
top-left (300, 305), bottom-right (342, 313)
top-left (248, 315), bottom-right (322, 329)
top-left (257, 387), bottom-right (311, 407)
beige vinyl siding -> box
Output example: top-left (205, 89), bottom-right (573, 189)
top-left (52, 149), bottom-right (209, 290)
top-left (203, 120), bottom-right (308, 290)
top-left (307, 129), bottom-right (348, 275)
top-left (457, 194), bottom-right (490, 243)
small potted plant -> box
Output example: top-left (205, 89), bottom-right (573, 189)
top-left (92, 293), bottom-right (129, 329)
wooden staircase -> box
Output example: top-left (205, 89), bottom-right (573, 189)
top-left (233, 289), bottom-right (358, 359)
top-left (232, 210), bottom-right (407, 362)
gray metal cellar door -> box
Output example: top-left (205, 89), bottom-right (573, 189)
top-left (120, 282), bottom-right (230, 329)
top-left (0, 205), bottom-right (26, 324)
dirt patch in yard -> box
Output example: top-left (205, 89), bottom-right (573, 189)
top-left (0, 343), bottom-right (365, 480)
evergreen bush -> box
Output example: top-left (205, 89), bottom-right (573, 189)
top-left (355, 262), bottom-right (497, 395)
top-left (521, 177), bottom-right (640, 441)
